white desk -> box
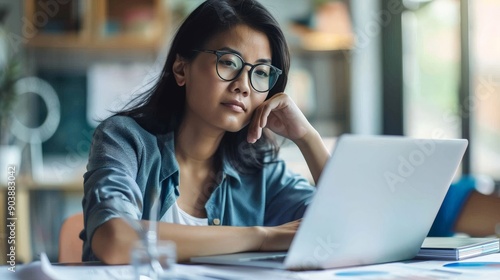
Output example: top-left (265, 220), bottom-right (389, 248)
top-left (2, 252), bottom-right (500, 280)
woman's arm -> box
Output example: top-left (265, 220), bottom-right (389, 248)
top-left (293, 129), bottom-right (330, 184)
top-left (248, 93), bottom-right (330, 184)
top-left (92, 218), bottom-right (300, 264)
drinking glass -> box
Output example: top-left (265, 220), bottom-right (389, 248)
top-left (130, 239), bottom-right (177, 280)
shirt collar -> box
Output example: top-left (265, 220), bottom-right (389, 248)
top-left (159, 131), bottom-right (243, 184)
top-left (220, 149), bottom-right (242, 184)
top-left (158, 132), bottom-right (179, 184)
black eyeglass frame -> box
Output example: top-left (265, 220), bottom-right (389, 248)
top-left (193, 49), bottom-right (283, 93)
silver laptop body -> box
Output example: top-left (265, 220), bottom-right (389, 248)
top-left (191, 135), bottom-right (468, 270)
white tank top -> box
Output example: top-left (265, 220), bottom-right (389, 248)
top-left (161, 201), bottom-right (208, 226)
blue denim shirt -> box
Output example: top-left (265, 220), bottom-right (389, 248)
top-left (81, 116), bottom-right (316, 261)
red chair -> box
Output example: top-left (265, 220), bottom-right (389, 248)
top-left (58, 212), bottom-right (84, 263)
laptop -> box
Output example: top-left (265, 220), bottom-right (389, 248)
top-left (191, 135), bottom-right (468, 270)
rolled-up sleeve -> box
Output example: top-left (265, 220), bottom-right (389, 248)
top-left (263, 160), bottom-right (316, 226)
top-left (81, 117), bottom-right (145, 261)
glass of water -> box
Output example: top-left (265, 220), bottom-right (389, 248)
top-left (130, 239), bottom-right (177, 280)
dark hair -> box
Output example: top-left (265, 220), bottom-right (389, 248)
top-left (117, 0), bottom-right (290, 173)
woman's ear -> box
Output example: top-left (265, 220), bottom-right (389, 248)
top-left (172, 54), bottom-right (187, 86)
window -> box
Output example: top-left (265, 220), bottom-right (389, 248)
top-left (402, 0), bottom-right (500, 185)
top-left (403, 0), bottom-right (461, 141)
top-left (471, 0), bottom-right (500, 181)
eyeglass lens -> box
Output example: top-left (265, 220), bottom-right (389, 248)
top-left (216, 53), bottom-right (278, 92)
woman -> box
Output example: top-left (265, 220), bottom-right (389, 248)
top-left (81, 0), bottom-right (330, 263)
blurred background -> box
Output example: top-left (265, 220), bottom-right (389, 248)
top-left (0, 0), bottom-right (499, 263)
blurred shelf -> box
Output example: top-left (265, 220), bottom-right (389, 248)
top-left (290, 23), bottom-right (354, 52)
top-left (25, 34), bottom-right (164, 51)
top-left (24, 0), bottom-right (170, 51)
top-left (0, 156), bottom-right (87, 192)
top-left (1, 177), bottom-right (84, 192)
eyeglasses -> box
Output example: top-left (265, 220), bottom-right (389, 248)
top-left (193, 49), bottom-right (282, 93)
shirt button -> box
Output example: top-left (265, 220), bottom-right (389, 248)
top-left (213, 218), bottom-right (220, 225)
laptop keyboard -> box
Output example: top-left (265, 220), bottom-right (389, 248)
top-left (243, 255), bottom-right (287, 263)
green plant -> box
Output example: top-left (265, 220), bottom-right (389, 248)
top-left (0, 56), bottom-right (22, 145)
top-left (0, 7), bottom-right (22, 145)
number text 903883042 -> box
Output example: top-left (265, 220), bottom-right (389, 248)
top-left (6, 165), bottom-right (17, 272)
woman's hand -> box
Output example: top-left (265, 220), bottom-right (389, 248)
top-left (247, 92), bottom-right (330, 184)
top-left (256, 219), bottom-right (302, 251)
top-left (247, 93), bottom-right (314, 144)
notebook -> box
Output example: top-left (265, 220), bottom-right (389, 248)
top-left (416, 237), bottom-right (500, 260)
top-left (191, 135), bottom-right (468, 270)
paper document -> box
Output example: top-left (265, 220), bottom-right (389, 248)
top-left (3, 252), bottom-right (500, 280)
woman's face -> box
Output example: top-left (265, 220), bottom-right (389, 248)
top-left (177, 24), bottom-right (273, 133)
